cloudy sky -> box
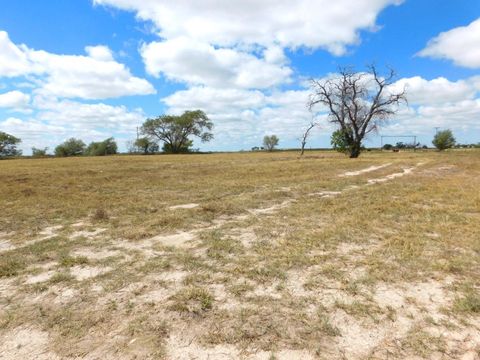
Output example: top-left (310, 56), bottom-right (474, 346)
top-left (0, 0), bottom-right (479, 153)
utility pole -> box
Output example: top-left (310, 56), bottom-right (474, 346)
top-left (434, 127), bottom-right (440, 135)
top-left (136, 126), bottom-right (139, 140)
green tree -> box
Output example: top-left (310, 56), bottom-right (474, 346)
top-left (0, 132), bottom-right (22, 158)
top-left (330, 129), bottom-right (351, 153)
top-left (134, 137), bottom-right (159, 154)
top-left (32, 147), bottom-right (48, 157)
top-left (432, 129), bottom-right (455, 151)
top-left (263, 135), bottom-right (279, 152)
top-left (86, 137), bottom-right (118, 156)
top-left (54, 138), bottom-right (86, 157)
top-left (141, 110), bottom-right (213, 154)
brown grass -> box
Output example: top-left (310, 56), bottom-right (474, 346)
top-left (0, 150), bottom-right (479, 359)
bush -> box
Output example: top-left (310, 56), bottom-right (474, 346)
top-left (86, 137), bottom-right (118, 156)
top-left (134, 137), bottom-right (159, 154)
top-left (432, 129), bottom-right (455, 151)
top-left (32, 147), bottom-right (48, 158)
top-left (55, 138), bottom-right (86, 157)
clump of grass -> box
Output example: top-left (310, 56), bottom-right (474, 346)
top-left (401, 326), bottom-right (446, 357)
top-left (0, 256), bottom-right (25, 277)
top-left (334, 300), bottom-right (383, 321)
top-left (453, 289), bottom-right (480, 314)
top-left (91, 208), bottom-right (109, 221)
top-left (168, 286), bottom-right (214, 315)
top-left (316, 312), bottom-right (341, 336)
top-left (138, 256), bottom-right (171, 274)
top-left (49, 272), bottom-right (75, 284)
top-left (228, 282), bottom-right (255, 297)
top-left (59, 255), bottom-right (89, 267)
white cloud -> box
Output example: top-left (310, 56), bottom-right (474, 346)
top-left (0, 90), bottom-right (30, 109)
top-left (0, 32), bottom-right (31, 77)
top-left (141, 37), bottom-right (292, 89)
top-left (94, 0), bottom-right (401, 54)
top-left (418, 18), bottom-right (480, 68)
top-left (0, 31), bottom-right (155, 99)
top-left (162, 85), bottom-right (319, 149)
top-left (34, 97), bottom-right (144, 133)
top-left (391, 76), bottom-right (480, 105)
top-left (163, 87), bottom-right (267, 113)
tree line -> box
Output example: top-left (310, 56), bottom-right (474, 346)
top-left (0, 65), bottom-right (476, 159)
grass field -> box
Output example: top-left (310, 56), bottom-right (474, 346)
top-left (0, 150), bottom-right (479, 359)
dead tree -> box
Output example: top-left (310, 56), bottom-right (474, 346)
top-left (309, 65), bottom-right (406, 158)
top-left (300, 121), bottom-right (318, 156)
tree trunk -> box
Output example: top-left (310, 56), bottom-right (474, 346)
top-left (349, 143), bottom-right (361, 158)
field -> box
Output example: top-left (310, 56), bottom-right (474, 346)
top-left (0, 150), bottom-right (479, 359)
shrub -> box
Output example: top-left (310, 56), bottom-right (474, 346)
top-left (432, 130), bottom-right (455, 151)
top-left (55, 138), bottom-right (86, 157)
top-left (86, 137), bottom-right (118, 156)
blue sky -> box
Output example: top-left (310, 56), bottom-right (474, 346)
top-left (0, 0), bottom-right (479, 153)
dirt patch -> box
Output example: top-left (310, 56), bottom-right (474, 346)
top-left (151, 232), bottom-right (197, 247)
top-left (309, 190), bottom-right (342, 198)
top-left (0, 327), bottom-right (60, 360)
top-left (70, 265), bottom-right (111, 281)
top-left (25, 270), bottom-right (56, 284)
top-left (367, 167), bottom-right (415, 184)
top-left (169, 203), bottom-right (200, 210)
top-left (70, 228), bottom-right (107, 239)
top-left (0, 239), bottom-right (15, 253)
top-left (249, 200), bottom-right (293, 215)
top-left (72, 248), bottom-right (120, 260)
top-left (340, 163), bottom-right (392, 177)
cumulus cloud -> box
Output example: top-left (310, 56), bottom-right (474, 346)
top-left (34, 96), bottom-right (144, 133)
top-left (0, 31), bottom-right (155, 100)
top-left (0, 32), bottom-right (31, 77)
top-left (94, 0), bottom-right (401, 53)
top-left (162, 85), bottom-right (320, 149)
top-left (391, 76), bottom-right (480, 105)
top-left (96, 0), bottom-right (402, 92)
top-left (0, 90), bottom-right (30, 110)
top-left (418, 18), bottom-right (480, 68)
top-left (1, 98), bottom-right (145, 153)
top-left (141, 37), bottom-right (292, 89)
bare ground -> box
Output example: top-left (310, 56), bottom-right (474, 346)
top-left (0, 151), bottom-right (479, 359)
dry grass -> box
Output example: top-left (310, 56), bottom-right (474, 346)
top-left (0, 150), bottom-right (479, 359)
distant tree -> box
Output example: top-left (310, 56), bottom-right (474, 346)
top-left (134, 137), bottom-right (159, 155)
top-left (331, 129), bottom-right (351, 153)
top-left (86, 137), bottom-right (118, 156)
top-left (263, 135), bottom-right (279, 152)
top-left (382, 143), bottom-right (393, 150)
top-left (32, 147), bottom-right (48, 157)
top-left (55, 138), bottom-right (86, 157)
top-left (433, 129), bottom-right (455, 151)
top-left (396, 142), bottom-right (406, 149)
top-left (141, 110), bottom-right (213, 154)
top-left (309, 65), bottom-right (407, 158)
top-left (300, 122), bottom-right (318, 156)
top-left (0, 131), bottom-right (22, 158)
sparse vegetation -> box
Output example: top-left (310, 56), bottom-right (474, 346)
top-left (0, 150), bottom-right (479, 358)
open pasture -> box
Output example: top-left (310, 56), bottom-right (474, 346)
top-left (0, 150), bottom-right (479, 359)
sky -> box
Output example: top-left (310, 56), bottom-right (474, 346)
top-left (0, 0), bottom-right (479, 153)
